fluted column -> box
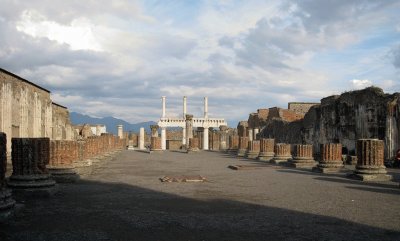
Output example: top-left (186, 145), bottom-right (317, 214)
top-left (352, 139), bottom-right (391, 181)
top-left (290, 144), bottom-right (316, 168)
top-left (258, 138), bottom-right (275, 161)
top-left (313, 143), bottom-right (343, 173)
top-left (245, 140), bottom-right (260, 159)
top-left (47, 140), bottom-right (79, 182)
top-left (271, 143), bottom-right (292, 164)
top-left (237, 137), bottom-right (249, 157)
top-left (0, 132), bottom-right (15, 218)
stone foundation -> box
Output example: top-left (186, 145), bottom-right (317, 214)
top-left (258, 138), bottom-right (275, 161)
top-left (313, 143), bottom-right (343, 173)
top-left (290, 144), bottom-right (316, 168)
top-left (7, 138), bottom-right (57, 197)
top-left (351, 139), bottom-right (391, 181)
top-left (271, 143), bottom-right (291, 164)
top-left (0, 133), bottom-right (15, 219)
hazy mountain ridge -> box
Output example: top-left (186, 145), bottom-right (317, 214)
top-left (70, 112), bottom-right (156, 135)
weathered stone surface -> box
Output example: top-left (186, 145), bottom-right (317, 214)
top-left (48, 140), bottom-right (79, 183)
top-left (258, 138), bottom-right (275, 161)
top-left (228, 135), bottom-right (239, 153)
top-left (313, 143), bottom-right (344, 173)
top-left (352, 139), bottom-right (391, 181)
top-left (237, 137), bottom-right (249, 157)
top-left (0, 132), bottom-right (15, 219)
top-left (290, 144), bottom-right (316, 168)
top-left (271, 143), bottom-right (291, 164)
top-left (187, 137), bottom-right (200, 153)
top-left (245, 140), bottom-right (260, 159)
top-left (150, 137), bottom-right (162, 151)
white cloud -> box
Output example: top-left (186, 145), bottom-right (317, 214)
top-left (350, 79), bottom-right (373, 89)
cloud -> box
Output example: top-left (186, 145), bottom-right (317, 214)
top-left (350, 79), bottom-right (373, 89)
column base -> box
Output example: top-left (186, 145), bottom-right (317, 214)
top-left (187, 147), bottom-right (200, 153)
top-left (313, 161), bottom-right (344, 173)
top-left (245, 151), bottom-right (260, 159)
top-left (289, 159), bottom-right (317, 168)
top-left (0, 188), bottom-right (16, 220)
top-left (237, 149), bottom-right (247, 157)
top-left (7, 174), bottom-right (57, 198)
top-left (349, 173), bottom-right (392, 182)
top-left (270, 156), bottom-right (291, 164)
top-left (48, 166), bottom-right (80, 183)
top-left (258, 152), bottom-right (274, 161)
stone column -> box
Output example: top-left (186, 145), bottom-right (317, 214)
top-left (313, 143), bottom-right (344, 173)
top-left (187, 137), bottom-right (200, 153)
top-left (150, 137), bottom-right (162, 151)
top-left (352, 139), bottom-right (391, 181)
top-left (246, 140), bottom-right (260, 159)
top-left (219, 125), bottom-right (228, 151)
top-left (47, 140), bottom-right (79, 182)
top-left (253, 128), bottom-right (259, 140)
top-left (290, 144), bottom-right (316, 168)
top-left (117, 125), bottom-right (123, 138)
top-left (258, 138), bottom-right (275, 161)
top-left (0, 132), bottom-right (15, 219)
top-left (139, 127), bottom-right (145, 150)
top-left (96, 125), bottom-right (101, 136)
top-left (204, 97), bottom-right (208, 118)
top-left (228, 135), bottom-right (239, 153)
top-left (185, 114), bottom-right (194, 148)
top-left (162, 96), bottom-right (166, 118)
top-left (203, 126), bottom-right (209, 150)
top-left (248, 129), bottom-right (253, 141)
top-left (271, 143), bottom-right (292, 164)
top-left (161, 127), bottom-right (166, 150)
top-left (237, 137), bottom-right (249, 157)
top-left (150, 125), bottom-right (159, 137)
top-left (182, 96), bottom-right (187, 146)
top-left (7, 138), bottom-right (56, 196)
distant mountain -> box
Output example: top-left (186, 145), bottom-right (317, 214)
top-left (70, 112), bottom-right (156, 135)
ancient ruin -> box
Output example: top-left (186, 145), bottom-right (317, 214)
top-left (245, 140), bottom-right (260, 159)
top-left (258, 138), bottom-right (275, 161)
top-left (289, 144), bottom-right (316, 168)
top-left (0, 133), bottom-right (15, 219)
top-left (313, 143), bottom-right (344, 173)
top-left (271, 143), bottom-right (292, 164)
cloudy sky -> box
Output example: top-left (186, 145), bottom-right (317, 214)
top-left (1, 0), bottom-right (399, 126)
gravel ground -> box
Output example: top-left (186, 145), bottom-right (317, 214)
top-left (1, 150), bottom-right (400, 241)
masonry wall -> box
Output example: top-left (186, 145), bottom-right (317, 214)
top-left (288, 102), bottom-right (320, 115)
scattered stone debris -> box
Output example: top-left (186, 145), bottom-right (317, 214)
top-left (160, 175), bottom-right (207, 183)
top-left (228, 164), bottom-right (281, 170)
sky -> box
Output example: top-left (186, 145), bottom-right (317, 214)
top-left (0, 0), bottom-right (399, 126)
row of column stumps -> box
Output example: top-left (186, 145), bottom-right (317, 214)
top-left (0, 133), bottom-right (16, 219)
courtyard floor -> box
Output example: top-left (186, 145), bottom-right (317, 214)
top-left (1, 150), bottom-right (400, 241)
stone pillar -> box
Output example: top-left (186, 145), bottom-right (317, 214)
top-left (258, 138), bottom-right (275, 161)
top-left (162, 96), bottom-right (166, 118)
top-left (253, 128), bottom-right (259, 140)
top-left (47, 140), bottom-right (79, 182)
top-left (182, 97), bottom-right (187, 146)
top-left (313, 143), bottom-right (344, 173)
top-left (187, 137), bottom-right (200, 153)
top-left (271, 143), bottom-right (292, 164)
top-left (0, 132), bottom-right (15, 219)
top-left (7, 138), bottom-right (56, 196)
top-left (204, 97), bottom-right (208, 118)
top-left (203, 127), bottom-right (209, 150)
top-left (246, 140), bottom-right (260, 159)
top-left (228, 135), bottom-right (239, 153)
top-left (161, 127), bottom-right (166, 150)
top-left (139, 127), bottom-right (145, 150)
top-left (150, 125), bottom-right (159, 137)
top-left (219, 125), bottom-right (228, 151)
top-left (96, 125), bottom-right (101, 136)
top-left (185, 114), bottom-right (194, 148)
top-left (248, 129), bottom-right (253, 141)
top-left (150, 137), bottom-right (162, 151)
top-left (352, 139), bottom-right (391, 181)
top-left (290, 144), bottom-right (316, 168)
top-left (237, 137), bottom-right (249, 157)
top-left (117, 125), bottom-right (123, 138)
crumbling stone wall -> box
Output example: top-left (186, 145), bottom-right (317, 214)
top-left (52, 103), bottom-right (75, 140)
top-left (288, 102), bottom-right (320, 115)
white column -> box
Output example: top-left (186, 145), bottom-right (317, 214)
top-left (162, 96), bottom-right (166, 118)
top-left (248, 129), bottom-right (253, 141)
top-left (139, 127), bottom-right (145, 150)
top-left (254, 128), bottom-right (259, 140)
top-left (203, 127), bottom-right (209, 150)
top-left (117, 125), bottom-right (123, 138)
top-left (183, 96), bottom-right (187, 117)
top-left (161, 127), bottom-right (166, 150)
top-left (182, 127), bottom-right (186, 145)
top-left (204, 96), bottom-right (208, 118)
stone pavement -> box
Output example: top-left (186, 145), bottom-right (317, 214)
top-left (1, 150), bottom-right (400, 241)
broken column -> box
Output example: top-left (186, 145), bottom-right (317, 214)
top-left (313, 143), bottom-right (344, 173)
top-left (47, 140), bottom-right (79, 183)
top-left (0, 133), bottom-right (15, 219)
top-left (7, 138), bottom-right (56, 196)
top-left (237, 137), bottom-right (249, 157)
top-left (187, 137), bottom-right (200, 153)
top-left (271, 143), bottom-right (292, 164)
top-left (352, 139), bottom-right (391, 181)
top-left (246, 140), bottom-right (260, 159)
top-left (258, 138), bottom-right (275, 161)
top-left (117, 125), bottom-right (123, 139)
top-left (185, 114), bottom-right (194, 149)
top-left (290, 144), bottom-right (316, 168)
top-left (150, 137), bottom-right (162, 151)
top-left (139, 127), bottom-right (145, 150)
top-left (228, 135), bottom-right (239, 154)
top-left (219, 125), bottom-right (228, 151)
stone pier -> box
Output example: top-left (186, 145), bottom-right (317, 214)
top-left (150, 137), bottom-right (162, 151)
top-left (47, 140), bottom-right (79, 182)
top-left (7, 138), bottom-right (57, 197)
top-left (290, 144), bottom-right (316, 168)
top-left (237, 137), bottom-right (249, 157)
top-left (313, 143), bottom-right (344, 173)
top-left (271, 143), bottom-right (292, 164)
top-left (227, 135), bottom-right (239, 154)
top-left (0, 133), bottom-right (15, 219)
top-left (352, 139), bottom-right (391, 181)
top-left (258, 138), bottom-right (275, 161)
top-left (245, 140), bottom-right (260, 159)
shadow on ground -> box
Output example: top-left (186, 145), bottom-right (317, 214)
top-left (1, 177), bottom-right (399, 241)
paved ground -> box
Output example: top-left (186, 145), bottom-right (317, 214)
top-left (1, 150), bottom-right (400, 241)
